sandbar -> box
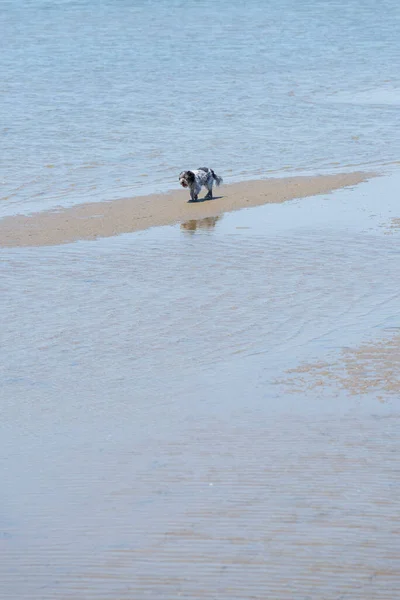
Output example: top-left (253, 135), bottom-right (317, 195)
top-left (0, 172), bottom-right (373, 247)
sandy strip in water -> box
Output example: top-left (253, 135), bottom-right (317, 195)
top-left (0, 172), bottom-right (372, 247)
top-left (279, 331), bottom-right (400, 397)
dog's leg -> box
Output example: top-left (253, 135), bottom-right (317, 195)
top-left (189, 182), bottom-right (201, 202)
top-left (204, 184), bottom-right (213, 200)
top-left (189, 186), bottom-right (198, 202)
top-left (203, 176), bottom-right (213, 200)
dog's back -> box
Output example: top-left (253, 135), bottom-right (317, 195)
top-left (195, 167), bottom-right (223, 186)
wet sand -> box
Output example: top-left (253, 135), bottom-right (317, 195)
top-left (280, 330), bottom-right (400, 397)
top-left (0, 171), bottom-right (370, 247)
top-left (1, 170), bottom-right (400, 599)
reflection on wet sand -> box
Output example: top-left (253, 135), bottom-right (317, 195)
top-left (180, 215), bottom-right (221, 233)
top-left (279, 331), bottom-right (400, 397)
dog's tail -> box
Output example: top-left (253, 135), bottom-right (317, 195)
top-left (211, 169), bottom-right (223, 187)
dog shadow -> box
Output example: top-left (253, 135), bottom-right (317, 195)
top-left (181, 215), bottom-right (222, 234)
top-left (187, 195), bottom-right (224, 203)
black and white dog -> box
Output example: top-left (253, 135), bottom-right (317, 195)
top-left (179, 167), bottom-right (223, 202)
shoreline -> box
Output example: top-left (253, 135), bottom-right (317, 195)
top-left (0, 171), bottom-right (373, 247)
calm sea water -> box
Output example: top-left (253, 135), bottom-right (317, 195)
top-left (2, 172), bottom-right (400, 598)
top-left (1, 0), bottom-right (400, 215)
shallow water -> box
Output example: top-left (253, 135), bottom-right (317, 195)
top-left (1, 174), bottom-right (400, 598)
top-left (1, 0), bottom-right (400, 215)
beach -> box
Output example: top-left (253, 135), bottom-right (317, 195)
top-left (2, 0), bottom-right (400, 596)
top-left (2, 169), bottom-right (400, 599)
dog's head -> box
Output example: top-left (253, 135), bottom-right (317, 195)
top-left (179, 170), bottom-right (195, 188)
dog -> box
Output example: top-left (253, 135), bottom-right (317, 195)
top-left (179, 167), bottom-right (223, 202)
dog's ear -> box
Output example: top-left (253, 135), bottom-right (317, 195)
top-left (186, 171), bottom-right (195, 183)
